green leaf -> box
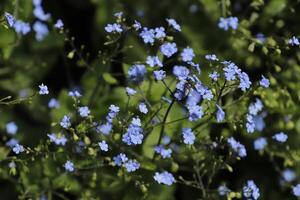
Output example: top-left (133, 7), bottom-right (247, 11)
top-left (103, 72), bottom-right (118, 84)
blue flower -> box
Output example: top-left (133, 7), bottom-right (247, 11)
top-left (64, 160), bottom-right (74, 172)
top-left (288, 36), bottom-right (300, 46)
top-left (293, 184), bottom-right (300, 197)
top-left (48, 133), bottom-right (67, 146)
top-left (187, 105), bottom-right (204, 121)
top-left (209, 71), bottom-right (219, 81)
top-left (13, 20), bottom-right (31, 35)
top-left (246, 114), bottom-right (255, 133)
top-left (173, 65), bottom-right (190, 80)
top-left (33, 21), bottom-right (49, 41)
top-left (114, 12), bottom-right (123, 18)
top-left (60, 115), bottom-right (71, 129)
top-left (155, 27), bottom-right (166, 39)
top-left (205, 54), bottom-right (219, 61)
top-left (33, 4), bottom-right (51, 21)
top-left (4, 12), bottom-right (15, 27)
top-left (166, 18), bottom-right (181, 32)
top-left (259, 75), bottom-right (270, 88)
top-left (253, 137), bottom-right (267, 150)
top-left (125, 87), bottom-right (137, 96)
top-left (96, 122), bottom-right (112, 135)
top-left (124, 160), bottom-right (140, 172)
top-left (154, 171), bottom-right (176, 186)
top-left (105, 23), bottom-right (123, 33)
top-left (39, 83), bottom-right (49, 95)
top-left (146, 56), bottom-right (163, 67)
top-left (227, 137), bottom-right (247, 157)
top-left (160, 42), bottom-right (178, 57)
top-left (238, 72), bottom-right (251, 91)
top-left (106, 104), bottom-right (120, 122)
top-left (133, 20), bottom-right (142, 30)
top-left (154, 146), bottom-right (172, 159)
top-left (182, 128), bottom-right (195, 144)
top-left (78, 106), bottom-right (90, 117)
top-left (216, 105), bottom-right (225, 122)
top-left (6, 138), bottom-right (19, 148)
top-left (48, 98), bottom-right (60, 109)
top-left (113, 153), bottom-right (128, 166)
top-left (13, 144), bottom-right (24, 154)
top-left (243, 180), bottom-right (260, 200)
top-left (223, 62), bottom-right (240, 81)
top-left (181, 47), bottom-right (195, 62)
top-left (122, 117), bottom-right (144, 145)
top-left (6, 122), bottom-right (18, 135)
top-left (248, 98), bottom-right (263, 116)
top-left (272, 132), bottom-right (288, 143)
top-left (139, 27), bottom-right (155, 44)
top-left (68, 90), bottom-right (82, 97)
top-left (54, 19), bottom-right (64, 29)
top-left (128, 64), bottom-right (147, 84)
top-left (218, 17), bottom-right (238, 31)
top-left (98, 141), bottom-right (108, 152)
top-left (282, 169), bottom-right (296, 182)
top-left (153, 70), bottom-right (166, 81)
top-left (138, 102), bottom-right (148, 114)
top-left (186, 90), bottom-right (201, 107)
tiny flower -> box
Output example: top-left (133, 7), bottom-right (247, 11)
top-left (128, 64), bottom-right (147, 84)
top-left (97, 122), bottom-right (112, 135)
top-left (227, 137), bottom-right (247, 157)
top-left (282, 169), bottom-right (296, 182)
top-left (33, 5), bottom-right (51, 21)
top-left (39, 83), bottom-right (49, 95)
top-left (243, 180), bottom-right (260, 200)
top-left (60, 115), bottom-right (71, 129)
top-left (78, 106), bottom-right (90, 117)
top-left (6, 138), bottom-right (19, 148)
top-left (154, 171), bottom-right (176, 186)
top-left (272, 132), bottom-right (288, 143)
top-left (98, 140), bottom-right (108, 152)
top-left (153, 70), bottom-right (166, 81)
top-left (64, 160), bottom-right (74, 172)
top-left (12, 144), bottom-right (24, 154)
top-left (33, 21), bottom-right (49, 41)
top-left (218, 17), bottom-right (238, 31)
top-left (13, 20), bottom-right (31, 35)
top-left (124, 160), bottom-right (140, 172)
top-left (4, 12), bottom-right (15, 27)
top-left (253, 137), bottom-right (267, 150)
top-left (259, 75), bottom-right (270, 88)
top-left (68, 90), bottom-right (82, 97)
top-left (181, 47), bottom-right (195, 62)
top-left (113, 153), bottom-right (128, 166)
top-left (182, 128), bottom-right (195, 145)
top-left (173, 65), bottom-right (190, 80)
top-left (216, 105), bottom-right (225, 122)
top-left (125, 87), bottom-right (137, 96)
top-left (154, 146), bottom-right (172, 159)
top-left (146, 56), bottom-right (163, 67)
top-left (155, 27), bottom-right (166, 39)
top-left (122, 117), bottom-right (144, 145)
top-left (133, 20), bottom-right (142, 30)
top-left (48, 98), bottom-right (60, 109)
top-left (139, 27), bottom-right (155, 44)
top-left (209, 71), bottom-right (219, 81)
top-left (6, 122), bottom-right (18, 135)
top-left (166, 18), bottom-right (181, 32)
top-left (293, 184), bottom-right (300, 197)
top-left (138, 102), bottom-right (148, 114)
top-left (238, 71), bottom-right (251, 91)
top-left (114, 12), bottom-right (123, 18)
top-left (160, 42), bottom-right (178, 58)
top-left (288, 36), bottom-right (300, 46)
top-left (48, 133), bottom-right (67, 146)
top-left (54, 19), bottom-right (64, 29)
top-left (187, 105), bottom-right (204, 121)
top-left (205, 54), bottom-right (219, 61)
top-left (105, 23), bottom-right (123, 33)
